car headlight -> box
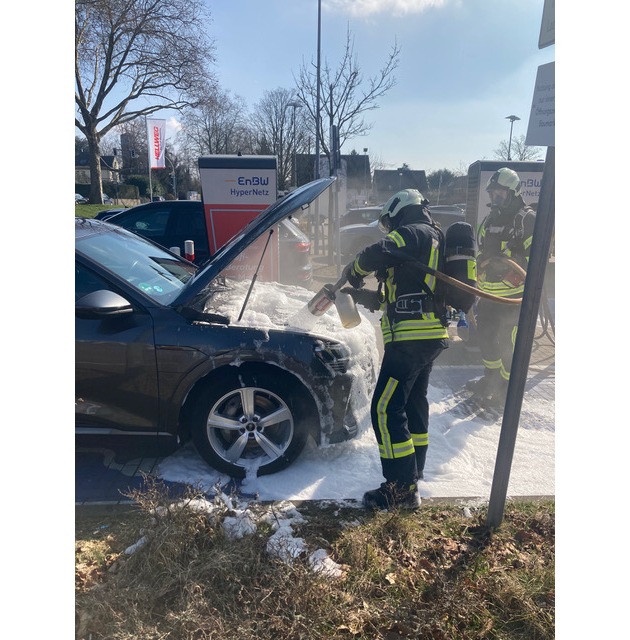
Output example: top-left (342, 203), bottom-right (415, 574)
top-left (313, 339), bottom-right (350, 374)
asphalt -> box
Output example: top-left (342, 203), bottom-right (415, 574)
top-left (75, 256), bottom-right (555, 505)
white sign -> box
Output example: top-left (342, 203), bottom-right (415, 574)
top-left (526, 62), bottom-right (555, 148)
top-left (199, 167), bottom-right (276, 207)
top-left (197, 157), bottom-right (278, 281)
top-left (538, 0), bottom-right (555, 49)
top-left (146, 118), bottom-right (166, 169)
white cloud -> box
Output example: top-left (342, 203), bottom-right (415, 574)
top-left (323, 0), bottom-right (448, 18)
top-left (167, 116), bottom-right (182, 133)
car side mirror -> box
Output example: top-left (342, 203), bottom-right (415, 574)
top-left (76, 290), bottom-right (133, 319)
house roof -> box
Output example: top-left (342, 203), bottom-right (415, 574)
top-left (373, 169), bottom-right (428, 193)
top-left (75, 152), bottom-right (120, 170)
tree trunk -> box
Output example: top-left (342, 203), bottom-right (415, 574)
top-left (86, 127), bottom-right (103, 205)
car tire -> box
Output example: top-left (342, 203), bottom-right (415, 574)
top-left (191, 368), bottom-right (310, 478)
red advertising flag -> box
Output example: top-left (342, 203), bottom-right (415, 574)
top-left (146, 118), bottom-right (166, 169)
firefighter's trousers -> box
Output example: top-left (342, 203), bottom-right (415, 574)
top-left (370, 338), bottom-right (447, 486)
top-left (476, 298), bottom-right (521, 382)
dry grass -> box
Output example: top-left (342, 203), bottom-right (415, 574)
top-left (76, 477), bottom-right (554, 639)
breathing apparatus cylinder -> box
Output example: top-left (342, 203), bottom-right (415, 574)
top-left (443, 222), bottom-right (477, 312)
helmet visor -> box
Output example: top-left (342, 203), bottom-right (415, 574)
top-left (378, 214), bottom-right (392, 233)
top-left (487, 186), bottom-right (510, 207)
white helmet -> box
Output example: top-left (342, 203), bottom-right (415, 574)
top-left (379, 189), bottom-right (429, 232)
top-left (486, 167), bottom-right (522, 196)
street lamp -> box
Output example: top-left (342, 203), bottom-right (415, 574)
top-left (505, 115), bottom-right (520, 161)
top-left (287, 100), bottom-right (302, 188)
top-left (363, 148), bottom-right (368, 203)
top-left (166, 155), bottom-right (177, 197)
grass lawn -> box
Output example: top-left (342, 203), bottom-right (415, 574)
top-left (76, 480), bottom-right (554, 639)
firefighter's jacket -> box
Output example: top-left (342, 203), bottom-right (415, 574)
top-left (477, 199), bottom-right (536, 299)
top-left (350, 207), bottom-right (449, 345)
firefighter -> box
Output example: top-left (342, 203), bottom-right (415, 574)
top-left (342, 189), bottom-right (448, 510)
top-left (467, 167), bottom-right (536, 405)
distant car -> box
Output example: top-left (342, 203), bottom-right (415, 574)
top-left (339, 205), bottom-right (466, 259)
top-left (103, 193), bottom-right (114, 205)
top-left (102, 200), bottom-right (314, 286)
top-left (75, 178), bottom-right (375, 478)
top-left (340, 205), bottom-right (382, 227)
top-left (75, 193), bottom-right (88, 205)
top-left (429, 204), bottom-right (466, 217)
top-left (339, 219), bottom-right (384, 260)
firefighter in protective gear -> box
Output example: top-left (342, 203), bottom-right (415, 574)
top-left (467, 167), bottom-right (536, 405)
top-left (342, 189), bottom-right (448, 510)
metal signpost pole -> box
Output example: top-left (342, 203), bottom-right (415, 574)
top-left (486, 146), bottom-right (555, 529)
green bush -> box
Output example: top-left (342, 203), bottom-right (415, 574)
top-left (104, 182), bottom-right (139, 200)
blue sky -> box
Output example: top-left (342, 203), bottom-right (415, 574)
top-left (194, 0), bottom-right (554, 173)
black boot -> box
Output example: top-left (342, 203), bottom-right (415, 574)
top-left (362, 481), bottom-right (421, 510)
top-left (466, 370), bottom-right (501, 398)
top-left (487, 377), bottom-right (509, 408)
top-left (364, 456), bottom-right (421, 510)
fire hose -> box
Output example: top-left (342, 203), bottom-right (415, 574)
top-left (415, 256), bottom-right (526, 305)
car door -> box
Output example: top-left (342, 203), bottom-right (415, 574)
top-left (75, 260), bottom-right (160, 433)
top-left (164, 203), bottom-right (211, 264)
top-left (113, 203), bottom-right (211, 265)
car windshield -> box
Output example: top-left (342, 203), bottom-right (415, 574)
top-left (76, 224), bottom-right (196, 305)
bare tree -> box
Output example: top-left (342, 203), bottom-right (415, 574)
top-left (251, 88), bottom-right (307, 191)
top-left (295, 27), bottom-right (400, 163)
top-left (179, 86), bottom-right (253, 158)
top-left (493, 135), bottom-right (543, 162)
top-left (75, 0), bottom-right (216, 203)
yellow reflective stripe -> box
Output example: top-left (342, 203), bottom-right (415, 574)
top-left (391, 317), bottom-right (443, 328)
top-left (423, 238), bottom-right (439, 290)
top-left (381, 317), bottom-right (449, 342)
top-left (412, 433), bottom-right (428, 447)
top-left (523, 236), bottom-right (533, 250)
top-left (500, 366), bottom-right (510, 382)
top-left (379, 441), bottom-right (414, 458)
top-left (353, 257), bottom-right (371, 277)
top-left (387, 271), bottom-right (396, 302)
top-left (468, 260), bottom-right (477, 281)
top-left (511, 324), bottom-right (518, 348)
top-left (376, 378), bottom-right (398, 458)
top-left (478, 279), bottom-right (524, 296)
top-left (482, 358), bottom-right (502, 370)
top-left (390, 329), bottom-right (449, 341)
top-left (392, 440), bottom-right (415, 458)
top-left (388, 230), bottom-right (405, 248)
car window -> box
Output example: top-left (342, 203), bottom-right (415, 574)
top-left (169, 207), bottom-right (210, 254)
top-left (278, 219), bottom-right (306, 240)
top-left (75, 262), bottom-right (112, 301)
top-left (116, 208), bottom-right (171, 237)
top-left (76, 227), bottom-right (196, 305)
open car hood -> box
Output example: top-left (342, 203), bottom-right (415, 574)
top-left (173, 177), bottom-right (334, 308)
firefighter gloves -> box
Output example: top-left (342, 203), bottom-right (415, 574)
top-left (341, 287), bottom-right (381, 312)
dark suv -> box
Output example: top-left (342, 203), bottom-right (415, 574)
top-left (76, 178), bottom-right (376, 478)
top-left (97, 201), bottom-right (313, 286)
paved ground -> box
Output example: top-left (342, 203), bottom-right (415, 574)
top-left (76, 256), bottom-right (555, 505)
